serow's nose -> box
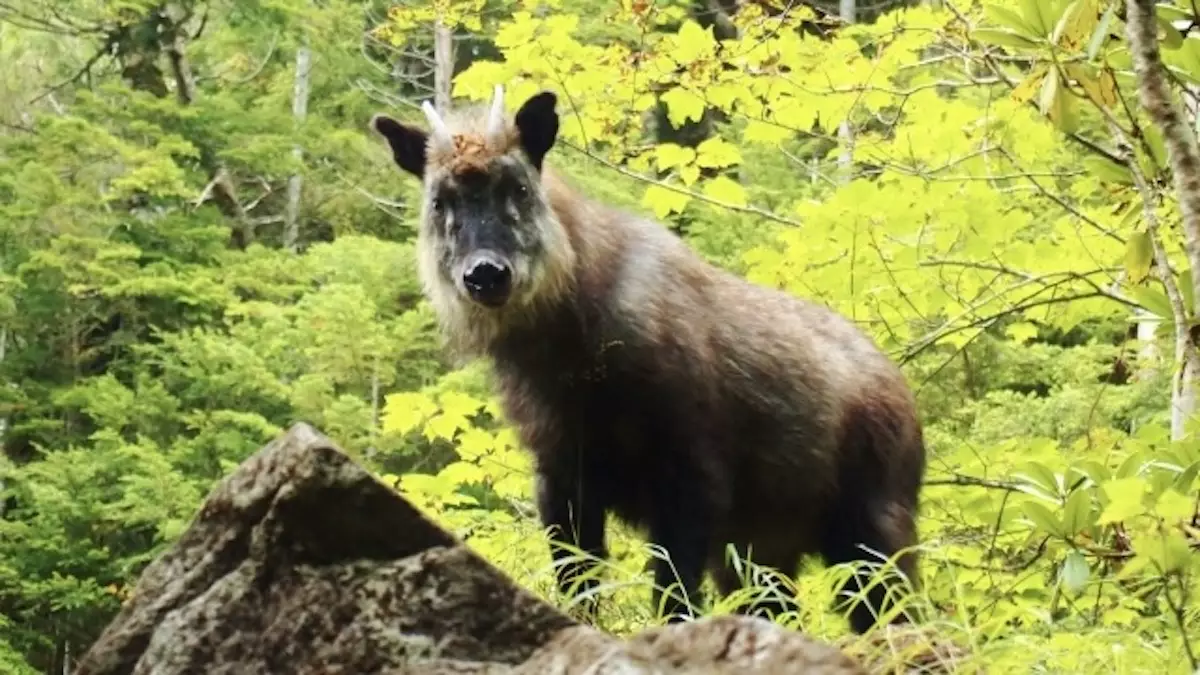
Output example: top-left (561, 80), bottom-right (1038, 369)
top-left (462, 256), bottom-right (513, 308)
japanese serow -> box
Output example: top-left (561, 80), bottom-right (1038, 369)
top-left (370, 86), bottom-right (926, 633)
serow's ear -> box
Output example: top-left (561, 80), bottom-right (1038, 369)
top-left (370, 113), bottom-right (427, 178)
top-left (514, 91), bottom-right (558, 172)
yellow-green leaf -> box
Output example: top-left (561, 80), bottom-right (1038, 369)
top-left (439, 391), bottom-right (485, 420)
top-left (680, 164), bottom-right (701, 186)
top-left (673, 19), bottom-right (717, 64)
top-left (1156, 3), bottom-right (1194, 23)
top-left (1124, 230), bottom-right (1154, 285)
top-left (1041, 71), bottom-right (1078, 132)
top-left (1062, 488), bottom-right (1096, 537)
top-left (702, 175), bottom-right (748, 207)
top-left (1100, 606), bottom-right (1141, 627)
top-left (1179, 268), bottom-right (1195, 316)
top-left (984, 3), bottom-right (1041, 38)
top-left (1011, 63), bottom-right (1050, 104)
top-left (660, 87), bottom-right (707, 127)
top-left (1039, 67), bottom-right (1060, 116)
top-left (642, 184), bottom-right (692, 218)
top-left (1052, 0), bottom-right (1099, 50)
top-left (1175, 35), bottom-right (1200, 84)
top-left (1173, 460), bottom-right (1200, 494)
top-left (695, 137), bottom-right (743, 169)
top-left (381, 392), bottom-right (438, 436)
top-left (1144, 124), bottom-right (1169, 169)
top-left (1129, 285), bottom-right (1176, 322)
top-left (456, 427), bottom-right (496, 461)
top-left (439, 460), bottom-right (487, 486)
top-left (654, 143), bottom-right (697, 171)
top-left (1022, 501), bottom-right (1064, 537)
top-left (1087, 3), bottom-right (1117, 59)
top-left (1157, 15), bottom-right (1185, 50)
top-left (743, 119), bottom-right (793, 145)
top-left (1153, 488), bottom-right (1194, 522)
top-left (1083, 155), bottom-right (1132, 184)
top-left (1116, 450), bottom-right (1149, 479)
top-left (1069, 64), bottom-right (1119, 108)
top-left (1147, 530), bottom-right (1192, 573)
top-left (1020, 0), bottom-right (1052, 35)
top-left (424, 412), bottom-right (466, 441)
top-left (1005, 321), bottom-right (1039, 343)
top-left (401, 472), bottom-right (460, 499)
top-left (973, 28), bottom-right (1041, 49)
top-left (1017, 461), bottom-right (1062, 498)
top-left (1098, 477), bottom-right (1150, 524)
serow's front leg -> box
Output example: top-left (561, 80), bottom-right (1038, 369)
top-left (536, 468), bottom-right (607, 623)
top-left (648, 484), bottom-right (712, 624)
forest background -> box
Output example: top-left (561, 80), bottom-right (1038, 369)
top-left (4, 0), bottom-right (1200, 672)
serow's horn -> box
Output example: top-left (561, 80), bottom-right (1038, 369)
top-left (485, 85), bottom-right (506, 144)
top-left (422, 100), bottom-right (453, 150)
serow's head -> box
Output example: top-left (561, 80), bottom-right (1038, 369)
top-left (370, 87), bottom-right (567, 313)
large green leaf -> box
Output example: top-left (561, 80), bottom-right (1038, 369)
top-left (1123, 230), bottom-right (1154, 285)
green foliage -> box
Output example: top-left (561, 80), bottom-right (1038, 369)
top-left (3, 0), bottom-right (1200, 672)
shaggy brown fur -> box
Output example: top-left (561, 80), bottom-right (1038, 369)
top-left (370, 88), bottom-right (927, 634)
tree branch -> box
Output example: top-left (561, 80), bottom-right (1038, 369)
top-left (924, 473), bottom-right (1021, 491)
top-left (560, 139), bottom-right (806, 228)
top-left (28, 45), bottom-right (113, 106)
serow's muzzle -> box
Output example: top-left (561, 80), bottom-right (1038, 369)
top-left (462, 252), bottom-right (513, 308)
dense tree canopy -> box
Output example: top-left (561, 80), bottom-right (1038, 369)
top-left (3, 0), bottom-right (1200, 672)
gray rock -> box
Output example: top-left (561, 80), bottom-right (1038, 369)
top-left (74, 422), bottom-right (867, 675)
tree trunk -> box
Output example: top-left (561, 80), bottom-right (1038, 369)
top-left (0, 324), bottom-right (6, 517)
top-left (1126, 0), bottom-right (1200, 438)
top-left (837, 0), bottom-right (855, 184)
top-left (839, 0), bottom-right (856, 22)
top-left (284, 40), bottom-right (311, 253)
top-left (370, 358), bottom-right (381, 433)
top-left (433, 20), bottom-right (453, 113)
top-left (1134, 309), bottom-right (1162, 380)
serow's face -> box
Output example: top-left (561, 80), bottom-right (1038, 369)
top-left (430, 163), bottom-right (541, 309)
top-left (370, 87), bottom-right (561, 312)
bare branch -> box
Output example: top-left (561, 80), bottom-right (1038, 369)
top-left (0, 1), bottom-right (105, 35)
top-left (560, 140), bottom-right (805, 228)
top-left (924, 473), bottom-right (1021, 492)
top-left (28, 45), bottom-right (113, 106)
top-left (195, 32), bottom-right (279, 86)
top-left (992, 146), bottom-right (1125, 244)
top-left (1163, 574), bottom-right (1199, 670)
top-left (0, 120), bottom-right (34, 133)
top-left (899, 282), bottom-right (1136, 365)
